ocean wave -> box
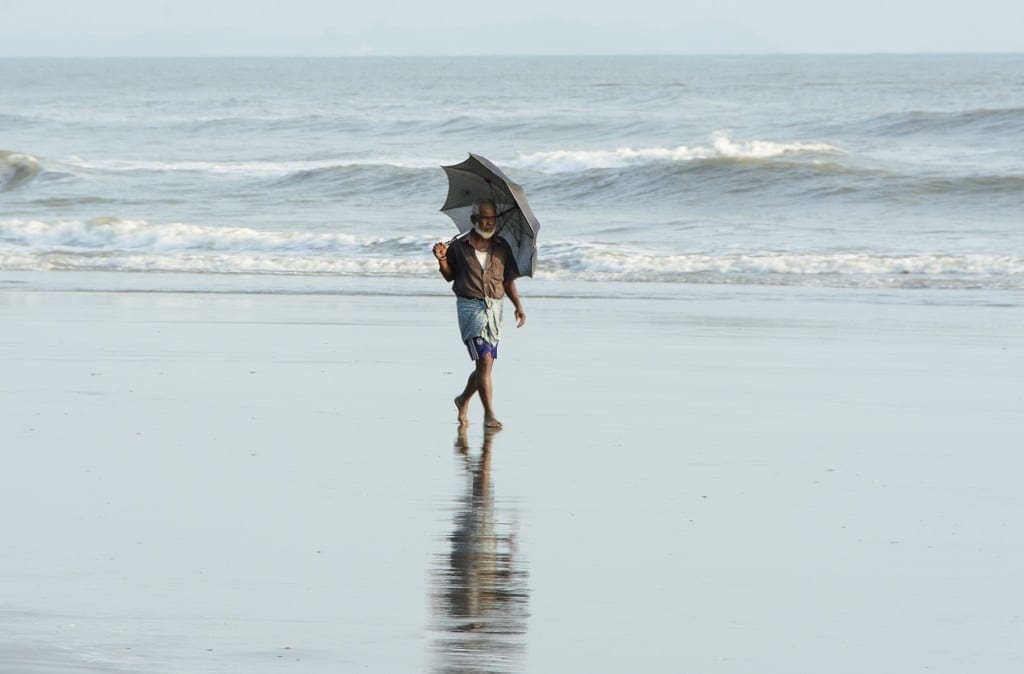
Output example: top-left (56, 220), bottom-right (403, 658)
top-left (911, 172), bottom-right (1024, 197)
top-left (0, 112), bottom-right (38, 128)
top-left (2, 219), bottom-right (1020, 288)
top-left (511, 134), bottom-right (841, 173)
top-left (0, 251), bottom-right (437, 277)
top-left (51, 156), bottom-right (446, 200)
top-left (0, 218), bottom-right (435, 254)
top-left (57, 155), bottom-right (449, 183)
top-left (33, 150), bottom-right (1024, 212)
top-left (0, 216), bottom-right (440, 275)
top-left (869, 107), bottom-right (1024, 136)
top-left (51, 134), bottom-right (841, 189)
top-left (176, 114), bottom-right (365, 135)
top-left (42, 109), bottom-right (619, 140)
top-left (541, 244), bottom-right (1024, 279)
top-left (533, 158), bottom-right (855, 202)
top-left (269, 163), bottom-right (442, 196)
top-left (62, 156), bottom-right (386, 176)
top-left (48, 155), bottom-right (449, 200)
top-left (419, 113), bottom-right (623, 139)
top-left (528, 156), bottom-right (1024, 206)
top-left (0, 151), bottom-right (42, 191)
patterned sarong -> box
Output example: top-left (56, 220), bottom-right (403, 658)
top-left (457, 296), bottom-right (503, 346)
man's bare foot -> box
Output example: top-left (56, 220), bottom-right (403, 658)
top-left (454, 395), bottom-right (470, 425)
top-left (484, 415), bottom-right (503, 430)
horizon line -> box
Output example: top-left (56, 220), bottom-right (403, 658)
top-left (1, 51), bottom-right (1022, 59)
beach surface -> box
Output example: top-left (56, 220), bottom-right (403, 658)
top-left (2, 281), bottom-right (1022, 673)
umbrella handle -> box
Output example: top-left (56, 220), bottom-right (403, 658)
top-left (446, 230), bottom-right (471, 247)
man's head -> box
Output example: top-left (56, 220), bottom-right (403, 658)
top-left (471, 198), bottom-right (498, 239)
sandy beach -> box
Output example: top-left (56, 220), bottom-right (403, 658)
top-left (1, 280), bottom-right (1022, 673)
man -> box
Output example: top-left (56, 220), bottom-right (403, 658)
top-left (433, 198), bottom-right (526, 429)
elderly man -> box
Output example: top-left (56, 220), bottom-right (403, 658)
top-left (433, 198), bottom-right (526, 428)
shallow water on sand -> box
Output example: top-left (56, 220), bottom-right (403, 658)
top-left (2, 288), bottom-right (1022, 672)
top-left (428, 427), bottom-right (529, 673)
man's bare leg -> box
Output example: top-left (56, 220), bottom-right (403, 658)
top-left (454, 371), bottom-right (478, 425)
top-left (476, 354), bottom-right (502, 429)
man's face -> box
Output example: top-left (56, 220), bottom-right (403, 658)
top-left (474, 205), bottom-right (498, 236)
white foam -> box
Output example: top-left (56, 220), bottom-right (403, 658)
top-left (2, 220), bottom-right (1020, 286)
top-left (0, 218), bottom-right (405, 253)
top-left (540, 244), bottom-right (1024, 279)
top-left (0, 251), bottom-right (436, 276)
top-left (512, 133), bottom-right (841, 173)
top-left (0, 218), bottom-right (445, 276)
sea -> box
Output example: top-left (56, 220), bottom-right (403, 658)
top-left (2, 55), bottom-right (1023, 300)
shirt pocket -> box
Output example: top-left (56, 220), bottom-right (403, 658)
top-left (488, 255), bottom-right (506, 293)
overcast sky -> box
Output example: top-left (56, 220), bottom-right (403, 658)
top-left (1, 0), bottom-right (1022, 56)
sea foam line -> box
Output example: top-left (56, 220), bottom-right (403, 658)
top-left (2, 237), bottom-right (1021, 282)
top-left (549, 247), bottom-right (1024, 277)
top-left (0, 218), bottom-right (431, 253)
top-left (3, 219), bottom-right (1021, 280)
top-left (2, 250), bottom-right (1020, 289)
top-left (0, 252), bottom-right (437, 276)
top-left (512, 133), bottom-right (841, 173)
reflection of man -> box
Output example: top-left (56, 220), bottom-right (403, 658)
top-left (430, 426), bottom-right (529, 672)
top-left (433, 198), bottom-right (526, 429)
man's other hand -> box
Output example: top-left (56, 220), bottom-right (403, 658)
top-left (432, 241), bottom-right (448, 260)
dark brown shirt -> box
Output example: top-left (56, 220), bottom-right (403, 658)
top-left (446, 236), bottom-right (518, 300)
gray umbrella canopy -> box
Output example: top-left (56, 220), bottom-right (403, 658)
top-left (440, 153), bottom-right (540, 278)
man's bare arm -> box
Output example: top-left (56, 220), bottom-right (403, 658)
top-left (503, 278), bottom-right (526, 327)
top-left (433, 241), bottom-right (454, 282)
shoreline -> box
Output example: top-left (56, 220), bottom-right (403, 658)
top-left (2, 270), bottom-right (1021, 306)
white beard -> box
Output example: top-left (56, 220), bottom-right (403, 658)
top-left (474, 225), bottom-right (496, 240)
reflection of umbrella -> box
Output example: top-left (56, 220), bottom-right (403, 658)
top-left (440, 153), bottom-right (540, 278)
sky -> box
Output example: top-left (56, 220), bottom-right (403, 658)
top-left (0, 0), bottom-right (1022, 56)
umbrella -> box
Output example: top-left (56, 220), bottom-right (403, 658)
top-left (440, 153), bottom-right (540, 278)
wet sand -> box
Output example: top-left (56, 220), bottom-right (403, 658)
top-left (1, 285), bottom-right (1022, 673)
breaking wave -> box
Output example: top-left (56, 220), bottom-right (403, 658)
top-left (22, 140), bottom-right (1024, 215)
top-left (0, 151), bottom-right (42, 191)
top-left (541, 243), bottom-right (1024, 280)
top-left (58, 135), bottom-right (836, 181)
top-left (511, 134), bottom-right (841, 173)
top-left (0, 217), bottom-right (438, 276)
top-left (2, 218), bottom-right (1021, 289)
top-left (0, 217), bottom-right (424, 254)
top-left (41, 151), bottom-right (1024, 210)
